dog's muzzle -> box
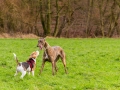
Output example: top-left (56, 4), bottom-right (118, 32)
top-left (37, 45), bottom-right (43, 50)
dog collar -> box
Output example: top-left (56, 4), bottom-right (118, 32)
top-left (32, 58), bottom-right (36, 63)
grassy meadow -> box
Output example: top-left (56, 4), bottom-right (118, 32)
top-left (1, 38), bottom-right (120, 90)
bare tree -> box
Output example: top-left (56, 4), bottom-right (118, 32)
top-left (85, 0), bottom-right (93, 37)
top-left (39, 0), bottom-right (51, 36)
top-left (108, 0), bottom-right (120, 37)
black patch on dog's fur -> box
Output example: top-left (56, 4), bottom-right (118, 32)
top-left (22, 62), bottom-right (29, 69)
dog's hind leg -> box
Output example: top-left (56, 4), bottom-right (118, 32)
top-left (14, 71), bottom-right (18, 76)
top-left (60, 51), bottom-right (68, 74)
top-left (20, 71), bottom-right (26, 79)
top-left (60, 53), bottom-right (67, 74)
top-left (62, 58), bottom-right (68, 74)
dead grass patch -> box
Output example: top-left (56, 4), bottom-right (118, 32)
top-left (0, 33), bottom-right (39, 39)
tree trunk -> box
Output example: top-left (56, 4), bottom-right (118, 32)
top-left (53, 0), bottom-right (59, 37)
top-left (108, 0), bottom-right (119, 37)
top-left (46, 0), bottom-right (51, 36)
top-left (39, 0), bottom-right (51, 36)
top-left (57, 16), bottom-right (66, 37)
top-left (85, 0), bottom-right (93, 37)
top-left (98, 0), bottom-right (104, 37)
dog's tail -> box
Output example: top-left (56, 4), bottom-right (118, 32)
top-left (13, 53), bottom-right (19, 65)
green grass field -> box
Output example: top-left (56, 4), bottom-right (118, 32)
top-left (1, 38), bottom-right (120, 90)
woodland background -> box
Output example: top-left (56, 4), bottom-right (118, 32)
top-left (0, 0), bottom-right (120, 38)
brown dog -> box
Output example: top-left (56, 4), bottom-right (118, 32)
top-left (37, 38), bottom-right (67, 75)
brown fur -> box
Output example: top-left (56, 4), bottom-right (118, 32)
top-left (37, 38), bottom-right (68, 75)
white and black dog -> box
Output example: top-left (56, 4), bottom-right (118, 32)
top-left (13, 51), bottom-right (39, 79)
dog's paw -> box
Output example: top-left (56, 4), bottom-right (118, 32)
top-left (20, 76), bottom-right (24, 79)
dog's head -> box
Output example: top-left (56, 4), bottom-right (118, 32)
top-left (37, 38), bottom-right (46, 50)
top-left (29, 51), bottom-right (39, 59)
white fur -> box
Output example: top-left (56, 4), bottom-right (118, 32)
top-left (14, 63), bottom-right (31, 79)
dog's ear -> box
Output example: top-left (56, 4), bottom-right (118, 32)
top-left (43, 34), bottom-right (47, 40)
top-left (43, 38), bottom-right (46, 42)
top-left (30, 52), bottom-right (38, 59)
top-left (43, 37), bottom-right (46, 41)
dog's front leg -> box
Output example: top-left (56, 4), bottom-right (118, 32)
top-left (39, 60), bottom-right (45, 75)
top-left (32, 71), bottom-right (34, 76)
top-left (52, 62), bottom-right (55, 75)
top-left (55, 62), bottom-right (58, 72)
